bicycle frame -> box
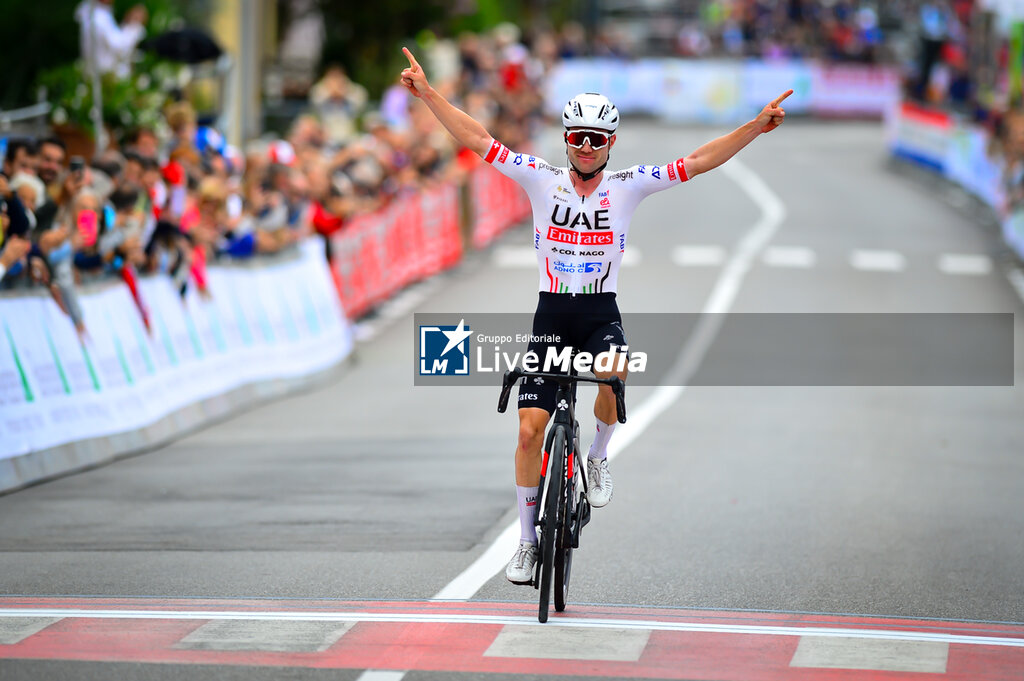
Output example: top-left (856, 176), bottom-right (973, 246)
top-left (497, 361), bottom-right (626, 621)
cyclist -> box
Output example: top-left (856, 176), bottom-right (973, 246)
top-left (400, 47), bottom-right (791, 585)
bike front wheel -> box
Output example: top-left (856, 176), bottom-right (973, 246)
top-left (553, 495), bottom-right (574, 612)
top-left (537, 426), bottom-right (566, 623)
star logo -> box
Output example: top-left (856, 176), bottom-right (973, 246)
top-left (419, 319), bottom-right (472, 375)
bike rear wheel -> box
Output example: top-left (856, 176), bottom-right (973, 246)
top-left (538, 427), bottom-right (565, 623)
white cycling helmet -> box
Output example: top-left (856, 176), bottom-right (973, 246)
top-left (562, 93), bottom-right (619, 133)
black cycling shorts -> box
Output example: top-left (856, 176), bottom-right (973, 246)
top-left (517, 292), bottom-right (627, 413)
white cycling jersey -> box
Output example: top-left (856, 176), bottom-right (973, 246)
top-left (484, 138), bottom-right (690, 294)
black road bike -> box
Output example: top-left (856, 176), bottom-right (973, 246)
top-left (498, 361), bottom-right (626, 623)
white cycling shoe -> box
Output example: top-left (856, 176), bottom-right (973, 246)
top-left (587, 457), bottom-right (613, 507)
top-left (505, 541), bottom-right (538, 585)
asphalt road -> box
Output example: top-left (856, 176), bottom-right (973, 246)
top-left (1, 120), bottom-right (1022, 680)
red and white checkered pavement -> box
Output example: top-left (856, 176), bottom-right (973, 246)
top-left (1, 597), bottom-right (1021, 679)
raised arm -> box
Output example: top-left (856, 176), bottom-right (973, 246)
top-left (682, 89), bottom-right (793, 179)
top-left (400, 47), bottom-right (493, 158)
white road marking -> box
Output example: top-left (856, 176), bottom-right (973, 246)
top-left (175, 619), bottom-right (354, 652)
top-left (937, 254), bottom-right (992, 276)
top-left (1008, 268), bottom-right (1024, 304)
top-left (492, 246), bottom-right (642, 267)
top-left (492, 247), bottom-right (537, 268)
top-left (791, 636), bottom-right (949, 673)
top-left (0, 617), bottom-right (61, 644)
top-left (0, 609), bottom-right (1021, 648)
top-left (484, 624), bottom-right (650, 661)
top-left (762, 246), bottom-right (816, 268)
top-left (432, 157), bottom-right (785, 602)
top-left (671, 245), bottom-right (727, 266)
top-left (850, 249), bottom-right (906, 272)
top-left (355, 672), bottom-right (408, 681)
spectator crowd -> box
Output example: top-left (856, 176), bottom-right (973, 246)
top-left (0, 23), bottom-right (553, 333)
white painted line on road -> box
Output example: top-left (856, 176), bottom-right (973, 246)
top-left (0, 617), bottom-right (61, 644)
top-left (790, 636), bottom-right (949, 673)
top-left (493, 247), bottom-right (642, 267)
top-left (492, 247), bottom-right (537, 268)
top-left (937, 254), bottom-right (992, 276)
top-left (1, 609), bottom-right (1021, 648)
top-left (850, 249), bottom-right (906, 272)
top-left (762, 246), bottom-right (816, 268)
top-left (355, 672), bottom-right (409, 681)
top-left (1005, 268), bottom-right (1024, 304)
top-left (432, 158), bottom-right (785, 602)
top-left (175, 619), bottom-right (354, 652)
top-left (621, 248), bottom-right (642, 266)
top-left (485, 624), bottom-right (650, 660)
top-left (671, 245), bottom-right (727, 266)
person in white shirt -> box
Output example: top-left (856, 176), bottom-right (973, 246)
top-left (75, 0), bottom-right (148, 79)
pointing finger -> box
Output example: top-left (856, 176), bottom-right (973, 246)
top-left (402, 46), bottom-right (420, 72)
top-left (771, 89), bottom-right (794, 107)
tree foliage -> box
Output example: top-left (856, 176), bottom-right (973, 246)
top-left (0, 0), bottom-right (210, 109)
top-left (311, 0), bottom-right (528, 98)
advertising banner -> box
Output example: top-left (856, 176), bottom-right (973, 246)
top-left (330, 183), bottom-right (465, 318)
top-left (810, 64), bottom-right (901, 116)
top-left (0, 239), bottom-right (352, 462)
top-left (545, 58), bottom-right (898, 122)
top-left (886, 101), bottom-right (954, 172)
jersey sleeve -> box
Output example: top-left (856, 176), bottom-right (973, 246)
top-left (607, 159), bottom-right (690, 199)
top-left (483, 139), bottom-right (553, 195)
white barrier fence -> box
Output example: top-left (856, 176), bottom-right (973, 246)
top-left (0, 239), bottom-right (353, 465)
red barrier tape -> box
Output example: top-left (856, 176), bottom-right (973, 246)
top-left (329, 165), bottom-right (529, 320)
top-left (330, 184), bottom-right (462, 319)
top-left (471, 163), bottom-right (531, 249)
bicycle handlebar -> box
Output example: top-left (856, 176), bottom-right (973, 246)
top-left (497, 368), bottom-right (627, 424)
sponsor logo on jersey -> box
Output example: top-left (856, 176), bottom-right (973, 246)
top-left (600, 195), bottom-right (610, 208)
top-left (534, 227), bottom-right (541, 249)
top-left (667, 162), bottom-right (676, 181)
top-left (652, 165), bottom-right (661, 179)
top-left (498, 146), bottom-right (509, 164)
top-left (513, 153), bottom-right (523, 166)
top-left (556, 185), bottom-right (571, 194)
top-left (547, 226), bottom-right (613, 246)
top-left (619, 233), bottom-right (626, 252)
top-left (609, 170), bottom-right (633, 181)
top-left (675, 158), bottom-right (687, 181)
top-left (539, 163), bottom-right (562, 174)
top-left (528, 156), bottom-right (536, 169)
top-left (599, 190), bottom-right (609, 198)
top-left (551, 247), bottom-right (604, 256)
top-left (638, 164), bottom-right (646, 174)
top-left (519, 393), bottom-right (540, 401)
top-left (552, 260), bottom-right (603, 274)
top-left (550, 206), bottom-right (610, 230)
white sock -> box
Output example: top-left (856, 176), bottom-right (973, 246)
top-left (588, 417), bottom-right (615, 461)
top-left (516, 485), bottom-right (538, 545)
